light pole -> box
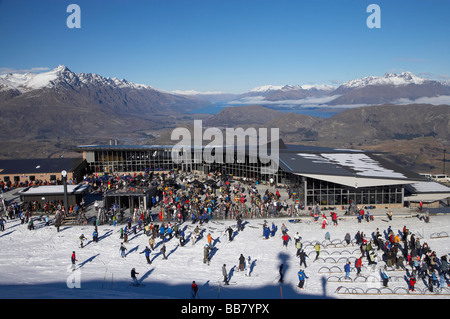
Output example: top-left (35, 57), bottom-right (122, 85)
top-left (61, 170), bottom-right (69, 214)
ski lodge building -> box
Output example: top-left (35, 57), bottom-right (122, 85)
top-left (74, 141), bottom-right (450, 209)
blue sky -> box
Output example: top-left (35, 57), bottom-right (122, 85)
top-left (0, 0), bottom-right (449, 93)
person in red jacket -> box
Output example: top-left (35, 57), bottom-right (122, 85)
top-left (356, 257), bottom-right (362, 276)
top-left (282, 233), bottom-right (290, 248)
top-left (191, 281), bottom-right (199, 299)
top-left (409, 275), bottom-right (417, 291)
top-left (71, 251), bottom-right (77, 271)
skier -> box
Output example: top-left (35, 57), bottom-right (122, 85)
top-left (344, 233), bottom-right (351, 245)
top-left (0, 217), bottom-right (6, 231)
top-left (271, 222), bottom-right (276, 236)
top-left (239, 254), bottom-right (245, 271)
top-left (314, 242), bottom-right (321, 260)
top-left (79, 234), bottom-right (86, 248)
top-left (207, 233), bottom-right (212, 246)
top-left (321, 216), bottom-right (328, 229)
top-left (282, 233), bottom-right (290, 248)
top-left (191, 281), bottom-right (199, 299)
top-left (131, 268), bottom-right (139, 286)
top-left (263, 226), bottom-right (270, 239)
top-left (140, 246), bottom-right (152, 264)
top-left (203, 244), bottom-right (210, 265)
top-left (299, 249), bottom-right (308, 268)
top-left (380, 266), bottom-right (389, 287)
top-left (344, 262), bottom-right (351, 280)
top-left (297, 268), bottom-right (308, 289)
top-left (222, 264), bottom-right (229, 285)
top-left (355, 257), bottom-right (362, 276)
top-left (245, 256), bottom-right (252, 277)
top-left (71, 251), bottom-right (77, 271)
top-left (160, 243), bottom-right (167, 260)
top-left (409, 275), bottom-right (417, 292)
top-left (120, 242), bottom-right (127, 258)
top-left (93, 228), bottom-right (99, 243)
top-left (226, 226), bottom-right (233, 241)
top-left (293, 232), bottom-right (301, 245)
top-left (179, 230), bottom-right (186, 246)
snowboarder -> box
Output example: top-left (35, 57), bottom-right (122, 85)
top-left (131, 268), bottom-right (139, 286)
top-left (297, 269), bottom-right (308, 289)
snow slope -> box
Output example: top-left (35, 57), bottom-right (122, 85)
top-left (0, 208), bottom-right (449, 299)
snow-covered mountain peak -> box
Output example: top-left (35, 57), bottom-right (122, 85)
top-left (300, 84), bottom-right (335, 91)
top-left (248, 85), bottom-right (285, 93)
top-left (0, 65), bottom-right (160, 93)
top-left (342, 71), bottom-right (428, 89)
top-left (0, 67), bottom-right (61, 92)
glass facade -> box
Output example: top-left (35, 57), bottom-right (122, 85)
top-left (82, 147), bottom-right (404, 207)
top-left (304, 178), bottom-right (403, 207)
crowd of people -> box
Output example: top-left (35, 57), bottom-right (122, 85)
top-left (2, 169), bottom-right (449, 297)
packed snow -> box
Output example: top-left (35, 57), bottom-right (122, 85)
top-left (1, 197), bottom-right (449, 299)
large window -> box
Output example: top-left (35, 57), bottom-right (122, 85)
top-left (305, 178), bottom-right (403, 207)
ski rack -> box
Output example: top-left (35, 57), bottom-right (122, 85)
top-left (313, 256), bottom-right (359, 264)
top-left (335, 285), bottom-right (450, 296)
top-left (430, 231), bottom-right (449, 239)
top-left (302, 239), bottom-right (357, 249)
top-left (307, 248), bottom-right (361, 258)
top-left (318, 264), bottom-right (370, 274)
top-left (327, 274), bottom-right (405, 283)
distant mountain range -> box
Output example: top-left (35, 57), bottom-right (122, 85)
top-left (0, 65), bottom-right (448, 173)
top-left (176, 72), bottom-right (450, 107)
top-left (0, 65), bottom-right (210, 114)
top-left (2, 66), bottom-right (449, 114)
top-left (0, 65), bottom-right (211, 139)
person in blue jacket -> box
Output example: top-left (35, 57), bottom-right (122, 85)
top-left (264, 226), bottom-right (270, 239)
top-left (380, 266), bottom-right (389, 287)
top-left (140, 246), bottom-right (152, 264)
top-left (159, 223), bottom-right (166, 239)
top-left (92, 228), bottom-right (99, 242)
top-left (271, 222), bottom-right (276, 237)
top-left (344, 262), bottom-right (351, 280)
top-left (298, 269), bottom-right (308, 289)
